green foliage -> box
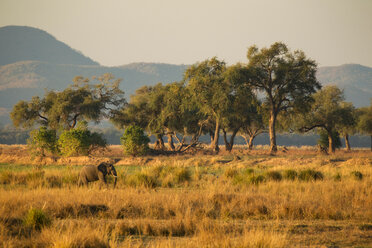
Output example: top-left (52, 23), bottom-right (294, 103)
top-left (297, 86), bottom-right (355, 152)
top-left (58, 126), bottom-right (106, 157)
top-left (10, 74), bottom-right (125, 130)
top-left (298, 169), bottom-right (323, 181)
top-left (23, 208), bottom-right (51, 230)
top-left (265, 171), bottom-right (282, 181)
top-left (333, 172), bottom-right (342, 181)
top-left (27, 127), bottom-right (58, 157)
top-left (247, 42), bottom-right (320, 152)
top-left (173, 167), bottom-right (191, 184)
top-left (127, 172), bottom-right (157, 188)
top-left (357, 101), bottom-right (372, 135)
top-left (120, 125), bottom-right (150, 156)
top-left (351, 171), bottom-right (363, 180)
top-left (283, 170), bottom-right (298, 181)
top-left (318, 130), bottom-right (341, 150)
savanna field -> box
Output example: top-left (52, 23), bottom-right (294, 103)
top-left (0, 145), bottom-right (371, 247)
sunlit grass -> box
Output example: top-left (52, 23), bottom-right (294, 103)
top-left (0, 146), bottom-right (371, 247)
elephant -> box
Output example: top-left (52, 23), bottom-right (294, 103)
top-left (78, 162), bottom-right (117, 188)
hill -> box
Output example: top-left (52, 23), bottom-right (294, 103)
top-left (0, 26), bottom-right (98, 66)
top-left (0, 61), bottom-right (187, 124)
top-left (317, 64), bottom-right (372, 107)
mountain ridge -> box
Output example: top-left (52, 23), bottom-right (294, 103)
top-left (0, 25), bottom-right (99, 66)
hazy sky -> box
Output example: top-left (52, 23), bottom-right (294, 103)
top-left (1, 0), bottom-right (372, 67)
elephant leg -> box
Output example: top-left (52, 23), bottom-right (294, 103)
top-left (79, 175), bottom-right (88, 187)
top-left (98, 174), bottom-right (107, 189)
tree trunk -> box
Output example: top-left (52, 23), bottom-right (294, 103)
top-left (269, 111), bottom-right (277, 153)
top-left (154, 134), bottom-right (165, 150)
top-left (228, 128), bottom-right (239, 152)
top-left (328, 131), bottom-right (334, 153)
top-left (248, 136), bottom-right (254, 150)
top-left (344, 133), bottom-right (351, 151)
top-left (167, 133), bottom-right (175, 151)
top-left (210, 119), bottom-right (220, 152)
top-left (209, 131), bottom-right (214, 144)
top-left (222, 130), bottom-right (231, 151)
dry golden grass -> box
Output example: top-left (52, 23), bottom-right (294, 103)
top-left (0, 145), bottom-right (371, 247)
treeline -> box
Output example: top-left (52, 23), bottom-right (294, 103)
top-left (8, 42), bottom-right (372, 154)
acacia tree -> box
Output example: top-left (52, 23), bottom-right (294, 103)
top-left (10, 73), bottom-right (125, 130)
top-left (338, 102), bottom-right (357, 151)
top-left (111, 83), bottom-right (167, 150)
top-left (184, 57), bottom-right (228, 152)
top-left (240, 101), bottom-right (267, 150)
top-left (297, 86), bottom-right (355, 153)
top-left (357, 100), bottom-right (372, 151)
top-left (221, 64), bottom-right (258, 152)
top-left (247, 42), bottom-right (320, 153)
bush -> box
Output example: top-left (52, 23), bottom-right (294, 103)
top-left (333, 172), bottom-right (342, 181)
top-left (23, 208), bottom-right (51, 230)
top-left (265, 171), bottom-right (282, 181)
top-left (283, 170), bottom-right (297, 181)
top-left (249, 175), bottom-right (266, 185)
top-left (58, 127), bottom-right (106, 156)
top-left (318, 130), bottom-right (341, 150)
top-left (351, 171), bottom-right (363, 180)
top-left (174, 167), bottom-right (191, 184)
top-left (120, 125), bottom-right (150, 156)
top-left (298, 169), bottom-right (323, 181)
top-left (27, 127), bottom-right (58, 157)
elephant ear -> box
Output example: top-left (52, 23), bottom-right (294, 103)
top-left (97, 163), bottom-right (108, 174)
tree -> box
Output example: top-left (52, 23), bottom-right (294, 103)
top-left (318, 129), bottom-right (342, 151)
top-left (221, 64), bottom-right (258, 152)
top-left (357, 100), bottom-right (372, 151)
top-left (58, 124), bottom-right (107, 157)
top-left (111, 83), bottom-right (167, 150)
top-left (184, 57), bottom-right (228, 152)
top-left (10, 73), bottom-right (125, 130)
top-left (120, 125), bottom-right (150, 156)
top-left (246, 42), bottom-right (320, 153)
top-left (240, 101), bottom-right (267, 150)
top-left (297, 86), bottom-right (355, 153)
top-left (337, 102), bottom-right (357, 151)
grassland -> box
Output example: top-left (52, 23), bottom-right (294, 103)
top-left (0, 145), bottom-right (371, 247)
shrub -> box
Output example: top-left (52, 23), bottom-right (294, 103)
top-left (27, 127), bottom-right (58, 157)
top-left (351, 171), bottom-right (363, 180)
top-left (174, 167), bottom-right (191, 184)
top-left (120, 125), bottom-right (150, 156)
top-left (283, 170), bottom-right (297, 181)
top-left (23, 208), bottom-right (51, 230)
top-left (333, 172), bottom-right (342, 181)
top-left (249, 175), bottom-right (266, 185)
top-left (298, 169), bottom-right (323, 181)
top-left (58, 127), bottom-right (106, 156)
top-left (265, 171), bottom-right (282, 181)
top-left (318, 129), bottom-right (341, 150)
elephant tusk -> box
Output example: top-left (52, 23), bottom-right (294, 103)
top-left (112, 175), bottom-right (118, 178)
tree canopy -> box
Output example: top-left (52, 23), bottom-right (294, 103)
top-left (11, 73), bottom-right (125, 130)
top-left (297, 85), bottom-right (355, 153)
top-left (246, 42), bottom-right (321, 153)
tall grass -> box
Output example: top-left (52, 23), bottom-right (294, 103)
top-left (0, 149), bottom-right (371, 247)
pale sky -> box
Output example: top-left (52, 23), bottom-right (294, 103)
top-left (1, 0), bottom-right (372, 67)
